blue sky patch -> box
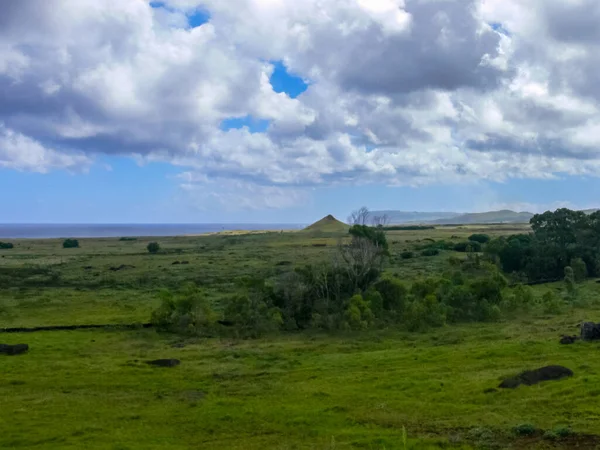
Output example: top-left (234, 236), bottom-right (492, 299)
top-left (150, 2), bottom-right (210, 28)
top-left (269, 61), bottom-right (309, 98)
top-left (490, 22), bottom-right (510, 36)
top-left (221, 115), bottom-right (270, 133)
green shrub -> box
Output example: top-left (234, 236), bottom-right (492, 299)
top-left (363, 289), bottom-right (384, 317)
top-left (453, 241), bottom-right (482, 252)
top-left (542, 290), bottom-right (563, 314)
top-left (405, 294), bottom-right (446, 331)
top-left (344, 294), bottom-right (374, 330)
top-left (400, 251), bottom-right (414, 259)
top-left (62, 239), bottom-right (79, 249)
top-left (374, 278), bottom-right (408, 316)
top-left (151, 284), bottom-right (216, 335)
top-left (222, 280), bottom-right (283, 338)
top-left (147, 242), bottom-right (160, 254)
top-left (513, 424), bottom-right (536, 437)
top-left (501, 284), bottom-right (535, 312)
top-left (468, 234), bottom-right (490, 244)
top-left (0, 242), bottom-right (14, 250)
top-left (421, 248), bottom-right (439, 257)
top-left (119, 237), bottom-right (137, 241)
top-left (570, 257), bottom-right (587, 282)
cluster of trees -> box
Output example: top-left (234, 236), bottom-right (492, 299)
top-left (485, 209), bottom-right (600, 283)
top-left (0, 242), bottom-right (14, 250)
top-left (150, 208), bottom-right (540, 338)
top-left (151, 252), bottom-right (558, 338)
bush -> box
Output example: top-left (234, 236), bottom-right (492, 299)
top-left (468, 234), bottom-right (490, 244)
top-left (374, 278), bottom-right (408, 316)
top-left (542, 290), bottom-right (563, 314)
top-left (421, 248), bottom-right (439, 257)
top-left (513, 424), bottom-right (537, 437)
top-left (453, 241), bottom-right (482, 252)
top-left (570, 257), bottom-right (587, 282)
top-left (147, 242), bottom-right (160, 254)
top-left (400, 251), bottom-right (414, 259)
top-left (62, 239), bottom-right (79, 249)
top-left (151, 284), bottom-right (216, 335)
top-left (405, 294), bottom-right (446, 331)
top-left (222, 292), bottom-right (283, 338)
top-left (344, 294), bottom-right (374, 330)
top-left (501, 284), bottom-right (535, 312)
top-left (0, 242), bottom-right (14, 250)
top-left (119, 237), bottom-right (137, 241)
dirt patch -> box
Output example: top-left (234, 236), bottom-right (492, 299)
top-left (499, 365), bottom-right (573, 389)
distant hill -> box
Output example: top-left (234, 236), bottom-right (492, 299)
top-left (370, 211), bottom-right (459, 224)
top-left (432, 210), bottom-right (534, 225)
top-left (304, 215), bottom-right (349, 233)
top-left (371, 209), bottom-right (534, 225)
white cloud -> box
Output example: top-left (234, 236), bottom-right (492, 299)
top-left (1, 0), bottom-right (600, 205)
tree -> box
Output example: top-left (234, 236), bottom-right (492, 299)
top-left (371, 214), bottom-right (390, 228)
top-left (0, 242), bottom-right (14, 250)
top-left (468, 234), bottom-right (490, 244)
top-left (63, 239), bottom-right (79, 249)
top-left (147, 242), bottom-right (160, 254)
top-left (570, 257), bottom-right (588, 282)
top-left (347, 206), bottom-right (370, 226)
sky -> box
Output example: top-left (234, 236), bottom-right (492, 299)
top-left (2, 0), bottom-right (600, 223)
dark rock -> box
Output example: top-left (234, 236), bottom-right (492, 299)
top-left (499, 365), bottom-right (573, 389)
top-left (560, 335), bottom-right (579, 345)
top-left (581, 322), bottom-right (600, 341)
top-left (146, 359), bottom-right (180, 367)
top-left (0, 344), bottom-right (29, 355)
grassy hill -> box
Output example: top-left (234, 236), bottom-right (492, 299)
top-left (303, 214), bottom-right (349, 233)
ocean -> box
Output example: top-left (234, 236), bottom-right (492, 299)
top-left (0, 224), bottom-right (306, 239)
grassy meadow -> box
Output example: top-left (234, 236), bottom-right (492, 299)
top-left (3, 223), bottom-right (600, 449)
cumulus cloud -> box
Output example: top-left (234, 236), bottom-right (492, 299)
top-left (1, 0), bottom-right (600, 207)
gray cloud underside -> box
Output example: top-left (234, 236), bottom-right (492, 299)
top-left (1, 0), bottom-right (600, 207)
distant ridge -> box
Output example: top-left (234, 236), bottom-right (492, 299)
top-left (304, 215), bottom-right (349, 233)
top-left (371, 208), bottom-right (600, 225)
top-left (371, 210), bottom-right (533, 225)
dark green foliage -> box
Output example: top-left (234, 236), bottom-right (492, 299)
top-left (570, 257), bottom-right (587, 282)
top-left (513, 424), bottom-right (537, 436)
top-left (62, 239), bottom-right (79, 249)
top-left (485, 209), bottom-right (600, 283)
top-left (348, 225), bottom-right (388, 251)
top-left (0, 242), bottom-right (14, 249)
top-left (222, 278), bottom-right (283, 338)
top-left (453, 241), bottom-right (482, 252)
top-left (119, 237), bottom-right (137, 241)
top-left (373, 278), bottom-right (407, 316)
top-left (147, 242), bottom-right (160, 254)
top-left (400, 251), bottom-right (414, 259)
top-left (151, 283), bottom-right (216, 335)
top-left (421, 248), bottom-right (440, 257)
top-left (468, 234), bottom-right (490, 244)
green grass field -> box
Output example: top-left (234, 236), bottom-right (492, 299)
top-left (3, 224), bottom-right (600, 449)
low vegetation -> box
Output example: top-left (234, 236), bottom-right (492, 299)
top-left (0, 242), bottom-right (14, 249)
top-left (2, 207), bottom-right (600, 448)
top-left (62, 238), bottom-right (79, 249)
